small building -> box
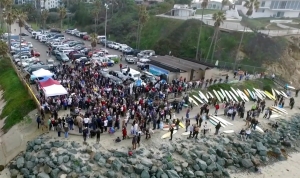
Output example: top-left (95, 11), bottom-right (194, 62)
top-left (170, 4), bottom-right (196, 17)
top-left (148, 55), bottom-right (211, 82)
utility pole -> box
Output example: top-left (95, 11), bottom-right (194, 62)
top-left (104, 3), bottom-right (109, 51)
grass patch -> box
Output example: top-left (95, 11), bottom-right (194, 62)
top-left (0, 57), bottom-right (36, 132)
top-left (281, 23), bottom-right (300, 29)
top-left (29, 22), bottom-right (39, 30)
top-left (195, 9), bottom-right (223, 15)
top-left (241, 18), bottom-right (283, 30)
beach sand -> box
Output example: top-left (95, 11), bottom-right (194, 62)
top-left (231, 152), bottom-right (300, 178)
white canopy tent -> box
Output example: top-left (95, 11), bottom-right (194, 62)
top-left (32, 68), bottom-right (54, 78)
top-left (43, 85), bottom-right (68, 97)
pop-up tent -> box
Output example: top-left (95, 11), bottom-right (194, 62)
top-left (32, 68), bottom-right (54, 78)
top-left (39, 78), bottom-right (61, 88)
top-left (43, 85), bottom-right (68, 97)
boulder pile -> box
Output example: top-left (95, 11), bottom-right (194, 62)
top-left (6, 115), bottom-right (300, 178)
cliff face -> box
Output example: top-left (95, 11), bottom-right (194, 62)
top-left (264, 41), bottom-right (300, 87)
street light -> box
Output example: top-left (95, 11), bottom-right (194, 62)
top-left (104, 3), bottom-right (109, 51)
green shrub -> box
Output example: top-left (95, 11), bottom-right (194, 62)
top-left (263, 85), bottom-right (272, 93)
top-left (208, 83), bottom-right (232, 92)
top-left (112, 57), bottom-right (120, 64)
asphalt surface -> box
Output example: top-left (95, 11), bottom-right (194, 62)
top-left (11, 23), bottom-right (136, 71)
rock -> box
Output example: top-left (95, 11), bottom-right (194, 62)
top-left (193, 163), bottom-right (200, 171)
top-left (175, 166), bottom-right (182, 173)
top-left (156, 168), bottom-right (164, 178)
top-left (182, 150), bottom-right (191, 159)
top-left (251, 157), bottom-right (260, 166)
top-left (216, 157), bottom-right (225, 167)
top-left (128, 158), bottom-right (138, 165)
top-left (24, 152), bottom-right (32, 161)
top-left (210, 155), bottom-right (217, 162)
top-left (196, 159), bottom-right (207, 171)
top-left (34, 139), bottom-right (42, 145)
top-left (20, 168), bottom-right (30, 176)
top-left (166, 170), bottom-right (180, 178)
top-left (241, 159), bottom-right (254, 168)
top-left (213, 170), bottom-right (223, 178)
top-left (207, 148), bottom-right (216, 155)
top-left (17, 157), bottom-right (25, 169)
top-left (81, 166), bottom-right (87, 173)
top-left (150, 166), bottom-right (158, 173)
top-left (37, 172), bottom-right (50, 178)
top-left (123, 164), bottom-right (134, 173)
top-left (57, 156), bottom-right (64, 164)
top-left (195, 171), bottom-right (205, 177)
top-left (114, 150), bottom-right (128, 157)
top-left (256, 142), bottom-right (267, 151)
top-left (107, 157), bottom-right (116, 164)
top-left (33, 145), bottom-right (41, 151)
top-left (71, 141), bottom-right (81, 148)
top-left (112, 158), bottom-right (122, 171)
top-left (98, 158), bottom-right (106, 166)
top-left (186, 170), bottom-right (194, 177)
top-left (201, 153), bottom-right (210, 161)
top-left (37, 151), bottom-right (48, 158)
top-left (133, 164), bottom-right (145, 174)
top-left (281, 141), bottom-right (292, 147)
top-left (10, 169), bottom-right (19, 178)
top-left (25, 161), bottom-right (34, 170)
top-left (160, 173), bottom-right (168, 178)
top-left (206, 162), bottom-right (217, 173)
top-left (141, 170), bottom-right (150, 178)
top-left (181, 162), bottom-right (188, 168)
top-left (273, 148), bottom-right (282, 155)
top-left (140, 158), bottom-right (153, 167)
top-left (222, 138), bottom-right (230, 144)
top-left (278, 155), bottom-right (286, 161)
top-left (63, 155), bottom-right (70, 163)
top-left (106, 170), bottom-right (116, 178)
top-left (94, 152), bottom-right (102, 161)
top-left (43, 164), bottom-right (52, 174)
top-left (50, 168), bottom-right (60, 178)
top-left (60, 164), bottom-right (71, 173)
top-left (68, 149), bottom-right (78, 154)
top-left (167, 162), bottom-right (175, 170)
top-left (52, 141), bottom-right (64, 147)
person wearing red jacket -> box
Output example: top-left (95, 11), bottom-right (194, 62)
top-left (215, 103), bottom-right (220, 116)
top-left (122, 126), bottom-right (127, 140)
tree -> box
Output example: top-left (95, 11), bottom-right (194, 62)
top-left (91, 0), bottom-right (101, 33)
top-left (89, 33), bottom-right (98, 49)
top-left (16, 10), bottom-right (28, 68)
top-left (206, 11), bottom-right (226, 62)
top-left (0, 41), bottom-right (9, 57)
top-left (1, 0), bottom-right (13, 28)
top-left (3, 0), bottom-right (16, 51)
top-left (41, 10), bottom-right (49, 31)
top-left (221, 0), bottom-right (228, 11)
top-left (58, 6), bottom-right (67, 30)
top-left (195, 0), bottom-right (208, 60)
top-left (234, 0), bottom-right (259, 69)
top-left (136, 5), bottom-right (149, 50)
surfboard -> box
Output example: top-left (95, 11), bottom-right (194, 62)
top-left (237, 89), bottom-right (248, 102)
top-left (264, 91), bottom-right (276, 100)
top-left (208, 92), bottom-right (214, 99)
top-left (213, 115), bottom-right (233, 126)
top-left (210, 115), bottom-right (229, 126)
top-left (244, 89), bottom-right (250, 97)
top-left (253, 88), bottom-right (264, 100)
top-left (179, 122), bottom-right (185, 128)
top-left (163, 128), bottom-right (170, 131)
top-left (280, 91), bottom-right (288, 98)
top-left (231, 87), bottom-right (239, 97)
top-left (209, 119), bottom-right (217, 126)
top-left (193, 95), bottom-right (203, 104)
top-left (271, 106), bottom-right (288, 115)
top-left (223, 130), bottom-right (234, 134)
top-left (209, 115), bottom-right (226, 127)
top-left (206, 93), bottom-right (211, 99)
top-left (189, 98), bottom-right (198, 106)
top-left (270, 108), bottom-right (284, 115)
top-left (274, 89), bottom-right (281, 95)
top-left (213, 90), bottom-right (222, 102)
top-left (270, 114), bottom-right (281, 119)
top-left (217, 91), bottom-right (225, 101)
top-left (225, 90), bottom-right (233, 101)
top-left (161, 130), bottom-right (178, 139)
top-left (247, 89), bottom-right (254, 100)
top-left (250, 90), bottom-right (258, 100)
top-left (272, 89), bottom-right (276, 98)
top-left (163, 124), bottom-right (175, 128)
top-left (199, 91), bottom-right (208, 103)
top-left (221, 89), bottom-right (227, 101)
top-left (257, 89), bottom-right (266, 97)
top-left (255, 126), bottom-right (264, 133)
top-left (182, 132), bottom-right (190, 136)
top-left (287, 85), bottom-right (295, 90)
top-left (229, 91), bottom-right (239, 102)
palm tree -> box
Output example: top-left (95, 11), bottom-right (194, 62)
top-left (221, 0), bottom-right (228, 11)
top-left (4, 10), bottom-right (17, 51)
top-left (136, 5), bottom-right (149, 50)
top-left (91, 0), bottom-right (101, 33)
top-left (206, 11), bottom-right (226, 62)
top-left (89, 33), bottom-right (98, 50)
top-left (195, 0), bottom-right (209, 60)
top-left (234, 0), bottom-right (259, 69)
top-left (0, 41), bottom-right (9, 57)
top-left (58, 7), bottom-right (67, 30)
top-left (1, 0), bottom-right (13, 29)
top-left (41, 9), bottom-right (49, 32)
top-left (16, 10), bottom-right (28, 68)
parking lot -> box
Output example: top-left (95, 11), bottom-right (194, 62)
top-left (11, 23), bottom-right (138, 72)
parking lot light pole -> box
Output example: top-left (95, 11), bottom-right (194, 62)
top-left (104, 3), bottom-right (109, 51)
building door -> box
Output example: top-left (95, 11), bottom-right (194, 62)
top-left (276, 12), bottom-right (284, 18)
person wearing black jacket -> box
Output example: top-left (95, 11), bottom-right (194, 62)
top-left (96, 129), bottom-right (101, 144)
top-left (215, 122), bottom-right (221, 135)
top-left (169, 126), bottom-right (174, 141)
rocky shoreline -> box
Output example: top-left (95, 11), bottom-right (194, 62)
top-left (5, 114), bottom-right (300, 178)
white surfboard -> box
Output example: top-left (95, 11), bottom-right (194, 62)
top-left (209, 116), bottom-right (226, 127)
top-left (257, 89), bottom-right (266, 97)
top-left (221, 89), bottom-right (227, 101)
top-left (161, 130), bottom-right (178, 139)
top-left (213, 115), bottom-right (233, 126)
top-left (208, 92), bottom-right (214, 99)
top-left (206, 93), bottom-right (211, 99)
top-left (225, 90), bottom-right (233, 101)
top-left (237, 89), bottom-right (247, 102)
top-left (247, 89), bottom-right (254, 100)
top-left (163, 128), bottom-right (170, 131)
top-left (217, 91), bottom-right (225, 101)
top-left (199, 91), bottom-right (208, 103)
top-left (213, 90), bottom-right (222, 102)
top-left (270, 114), bottom-right (281, 119)
top-left (253, 88), bottom-right (264, 100)
top-left (280, 91), bottom-right (288, 98)
top-left (251, 91), bottom-right (258, 100)
top-left (223, 130), bottom-right (234, 134)
top-left (189, 98), bottom-right (198, 106)
top-left (182, 132), bottom-right (190, 136)
top-left (255, 126), bottom-right (264, 133)
top-left (209, 119), bottom-right (217, 126)
top-left (240, 90), bottom-right (250, 101)
top-left (229, 91), bottom-right (239, 102)
top-left (271, 106), bottom-right (288, 115)
top-left (272, 89), bottom-right (276, 98)
top-left (193, 95), bottom-right (203, 104)
top-left (287, 85), bottom-right (295, 90)
top-left (231, 87), bottom-right (239, 97)
top-left (274, 89), bottom-right (281, 95)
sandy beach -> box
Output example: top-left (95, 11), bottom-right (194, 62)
top-left (231, 152), bottom-right (300, 178)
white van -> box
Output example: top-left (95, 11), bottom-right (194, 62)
top-left (97, 35), bottom-right (106, 40)
top-left (31, 31), bottom-right (41, 38)
top-left (122, 68), bottom-right (141, 81)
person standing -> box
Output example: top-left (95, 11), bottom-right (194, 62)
top-left (132, 135), bottom-right (137, 150)
top-left (57, 125), bottom-right (62, 137)
top-left (122, 126), bottom-right (127, 140)
top-left (36, 115), bottom-right (41, 129)
top-left (64, 125), bottom-right (69, 138)
top-left (169, 126), bottom-right (174, 141)
top-left (137, 133), bottom-right (141, 147)
top-left (175, 119), bottom-right (180, 130)
top-left (215, 122), bottom-right (221, 135)
top-left (83, 116), bottom-right (89, 128)
top-left (83, 127), bottom-right (88, 143)
top-left (96, 129), bottom-right (100, 144)
top-left (203, 122), bottom-right (208, 136)
top-left (192, 126), bottom-right (199, 139)
top-left (195, 113), bottom-right (200, 126)
top-left (214, 103), bottom-right (219, 116)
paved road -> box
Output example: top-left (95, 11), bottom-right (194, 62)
top-left (11, 23), bottom-right (137, 71)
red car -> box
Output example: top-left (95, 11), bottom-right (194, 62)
top-left (83, 35), bottom-right (90, 40)
top-left (31, 50), bottom-right (40, 57)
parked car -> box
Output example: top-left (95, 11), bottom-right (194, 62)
top-left (125, 55), bottom-right (137, 64)
top-left (55, 53), bottom-right (70, 62)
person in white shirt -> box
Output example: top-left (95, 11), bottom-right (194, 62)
top-left (104, 119), bottom-right (108, 132)
top-left (203, 122), bottom-right (208, 136)
top-left (133, 123), bottom-right (138, 135)
top-left (245, 128), bottom-right (251, 140)
top-left (83, 117), bottom-right (89, 128)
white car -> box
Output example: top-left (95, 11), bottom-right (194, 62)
top-left (112, 44), bottom-right (120, 50)
top-left (27, 42), bottom-right (33, 48)
top-left (139, 58), bottom-right (150, 63)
